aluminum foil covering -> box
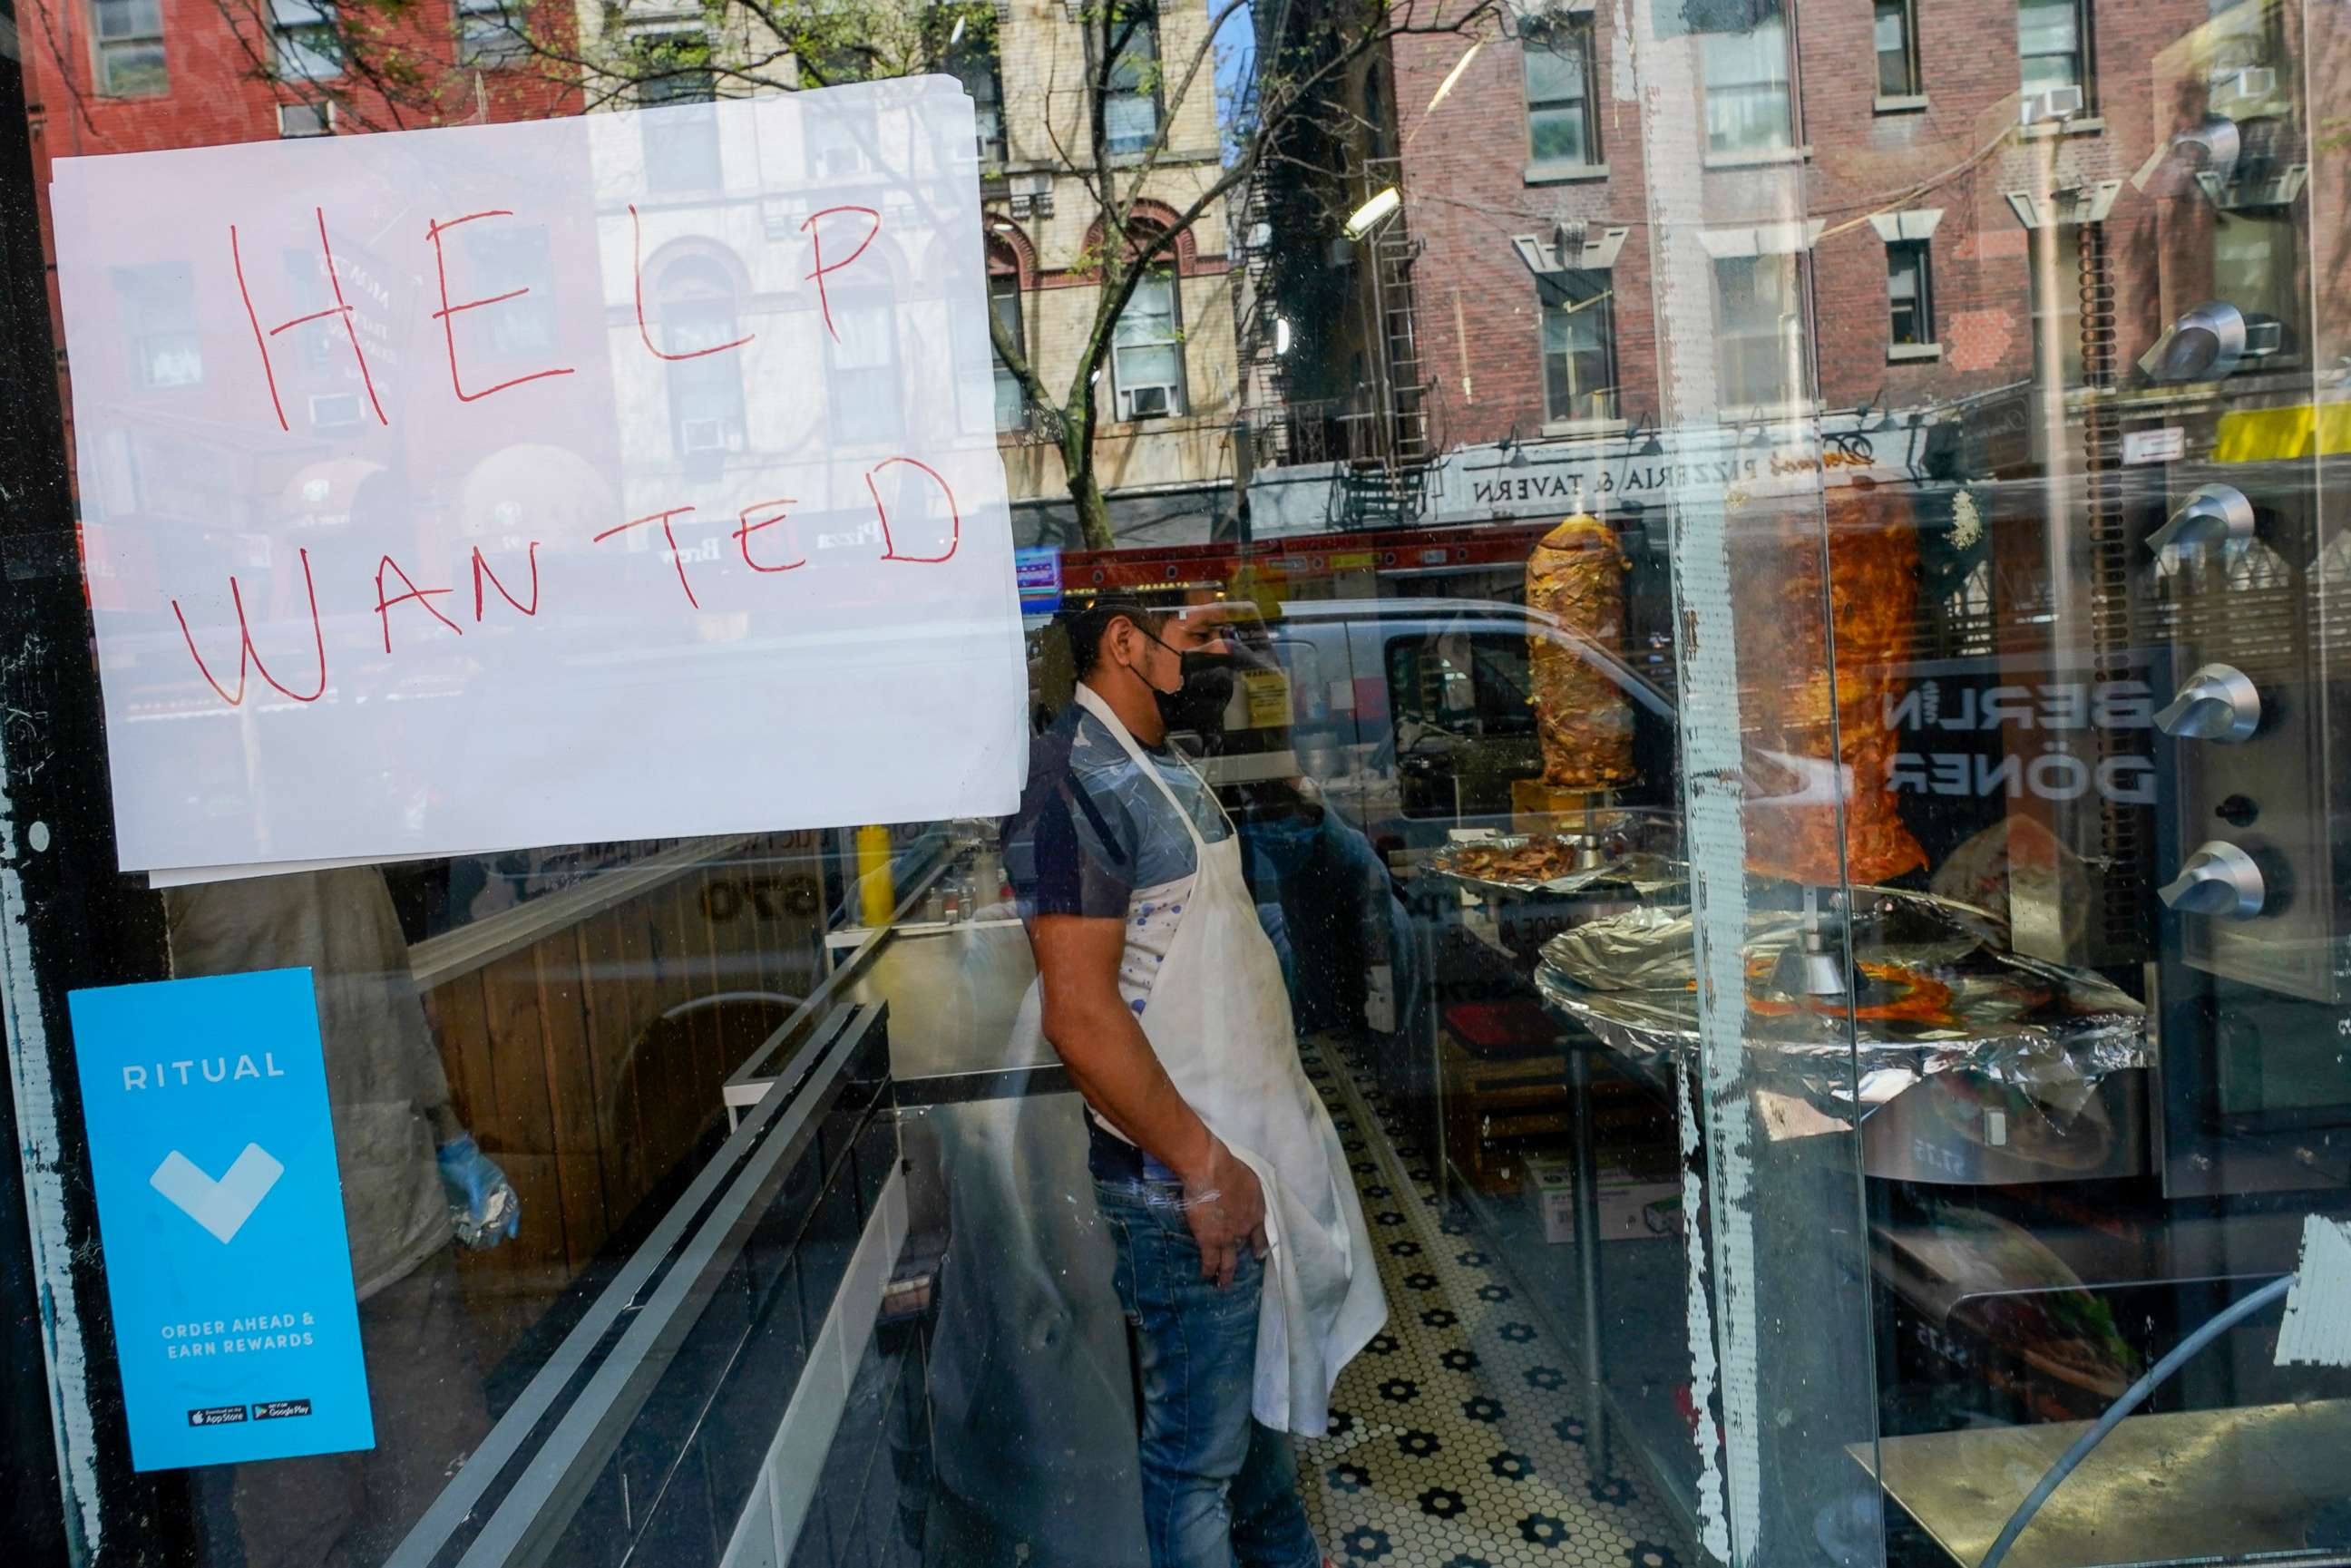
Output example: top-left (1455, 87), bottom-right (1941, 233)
top-left (1535, 891), bottom-right (2146, 1124)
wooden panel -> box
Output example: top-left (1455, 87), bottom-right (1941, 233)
top-left (577, 905), bottom-right (652, 1232)
top-left (417, 856), bottom-right (796, 1367)
top-left (665, 879), bottom-right (722, 1114)
top-left (479, 947), bottom-right (570, 1303)
top-left (430, 971), bottom-right (534, 1359)
top-left (428, 971), bottom-right (496, 1138)
top-left (532, 930), bottom-right (610, 1274)
top-left (615, 891), bottom-right (691, 1209)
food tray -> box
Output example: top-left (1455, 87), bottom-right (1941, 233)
top-left (1425, 820), bottom-right (1683, 900)
top-left (1535, 889), bottom-right (2147, 1125)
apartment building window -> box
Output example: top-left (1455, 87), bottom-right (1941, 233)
top-left (271, 0), bottom-right (344, 81)
top-left (1539, 271), bottom-right (1616, 424)
top-left (2213, 209), bottom-right (2299, 363)
top-left (990, 269), bottom-right (1027, 432)
top-left (1112, 269), bottom-right (1185, 420)
top-left (1887, 239), bottom-right (1934, 346)
top-left (1104, 7), bottom-right (1161, 157)
top-left (1874, 0), bottom-right (1918, 99)
top-left (466, 221), bottom-right (560, 361)
top-left (1714, 252), bottom-right (1806, 408)
top-left (455, 0), bottom-right (528, 67)
top-left (945, 29), bottom-right (1005, 163)
top-left (658, 259), bottom-right (748, 461)
top-left (639, 38), bottom-right (721, 191)
top-left (112, 264), bottom-right (202, 388)
top-left (2018, 0), bottom-right (2092, 104)
top-left (1702, 1), bottom-right (1793, 157)
top-left (1524, 19), bottom-right (1599, 169)
top-left (91, 0), bottom-right (167, 97)
top-left (829, 289), bottom-right (902, 444)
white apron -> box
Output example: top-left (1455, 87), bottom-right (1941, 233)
top-left (1015, 686), bottom-right (1388, 1436)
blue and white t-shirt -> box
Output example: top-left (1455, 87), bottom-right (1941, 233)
top-left (1004, 696), bottom-right (1232, 1023)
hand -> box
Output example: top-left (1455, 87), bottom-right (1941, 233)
top-left (436, 1135), bottom-right (522, 1250)
top-left (1180, 1137), bottom-right (1270, 1290)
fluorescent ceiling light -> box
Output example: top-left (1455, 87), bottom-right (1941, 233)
top-left (1343, 187), bottom-right (1400, 240)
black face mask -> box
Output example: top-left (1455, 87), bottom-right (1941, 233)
top-left (1156, 650), bottom-right (1239, 735)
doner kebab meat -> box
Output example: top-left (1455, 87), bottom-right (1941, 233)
top-left (1525, 512), bottom-right (1634, 790)
top-left (1740, 482), bottom-right (1926, 885)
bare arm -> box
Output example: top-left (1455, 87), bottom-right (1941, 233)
top-left (1031, 911), bottom-right (1266, 1285)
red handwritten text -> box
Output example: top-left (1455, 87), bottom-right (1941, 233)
top-left (800, 205), bottom-right (882, 343)
top-left (473, 543), bottom-right (542, 621)
top-left (374, 555), bottom-right (463, 653)
top-left (869, 457), bottom-right (961, 564)
top-left (734, 499), bottom-right (805, 574)
top-left (425, 210), bottom-right (577, 403)
top-left (595, 507), bottom-right (702, 609)
top-left (173, 548), bottom-right (329, 706)
top-left (632, 204), bottom-right (754, 362)
top-left (233, 209), bottom-right (388, 433)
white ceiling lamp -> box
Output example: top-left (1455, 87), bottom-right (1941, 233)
top-left (1342, 186), bottom-right (1400, 240)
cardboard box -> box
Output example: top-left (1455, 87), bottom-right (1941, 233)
top-left (1523, 1152), bottom-right (1684, 1245)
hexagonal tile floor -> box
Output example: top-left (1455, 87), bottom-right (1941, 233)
top-left (1296, 1044), bottom-right (1694, 1568)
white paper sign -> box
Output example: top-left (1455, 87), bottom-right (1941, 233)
top-left (2122, 426), bottom-right (2186, 465)
top-left (52, 80), bottom-right (1025, 880)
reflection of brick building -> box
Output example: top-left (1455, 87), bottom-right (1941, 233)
top-left (24, 0), bottom-right (576, 464)
top-left (1384, 0), bottom-right (2332, 475)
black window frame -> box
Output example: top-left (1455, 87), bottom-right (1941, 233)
top-left (1712, 250), bottom-right (1812, 412)
top-left (988, 267), bottom-right (1028, 433)
top-left (2018, 0), bottom-right (2095, 109)
top-left (1886, 238), bottom-right (1935, 348)
top-left (943, 24), bottom-right (1006, 165)
top-left (1538, 268), bottom-right (1618, 424)
top-left (1102, 5), bottom-right (1162, 158)
top-left (1523, 15), bottom-right (1601, 170)
top-left (1873, 0), bottom-right (1919, 100)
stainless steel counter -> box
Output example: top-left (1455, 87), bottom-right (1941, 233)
top-left (1854, 1399), bottom-right (2351, 1568)
top-left (838, 916), bottom-right (1042, 1084)
top-left (727, 906), bottom-right (1044, 1117)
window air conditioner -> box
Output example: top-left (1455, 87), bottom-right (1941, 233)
top-left (2020, 85), bottom-right (2085, 126)
top-left (308, 392), bottom-right (361, 429)
top-left (1118, 383), bottom-right (1176, 420)
top-left (2217, 67), bottom-right (2278, 107)
top-left (278, 102), bottom-right (333, 138)
top-left (679, 418), bottom-right (730, 453)
top-left (2241, 318), bottom-right (2284, 358)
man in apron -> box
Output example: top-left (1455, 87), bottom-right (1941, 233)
top-left (1005, 596), bottom-right (1386, 1568)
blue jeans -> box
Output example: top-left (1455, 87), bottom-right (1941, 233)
top-left (1092, 1165), bottom-right (1323, 1568)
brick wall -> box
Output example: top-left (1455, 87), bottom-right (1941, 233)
top-left (1392, 0), bottom-right (2261, 449)
top-left (24, 0), bottom-right (580, 469)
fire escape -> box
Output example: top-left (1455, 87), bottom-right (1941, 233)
top-left (1333, 155), bottom-right (1434, 528)
top-left (1232, 141), bottom-right (1436, 531)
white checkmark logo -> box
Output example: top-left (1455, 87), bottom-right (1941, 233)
top-left (150, 1144), bottom-right (284, 1244)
